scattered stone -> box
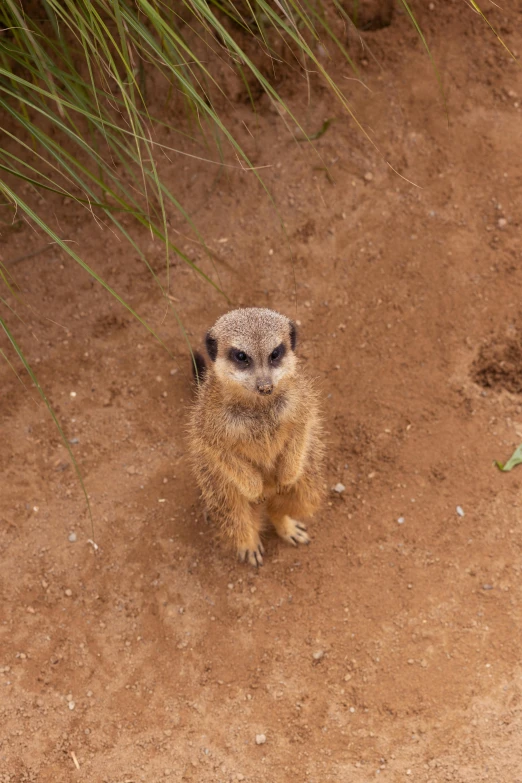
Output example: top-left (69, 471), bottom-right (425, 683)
top-left (170, 369), bottom-right (178, 376)
top-left (127, 465), bottom-right (136, 475)
top-left (482, 584), bottom-right (494, 590)
top-left (333, 483), bottom-right (346, 494)
top-left (255, 734), bottom-right (266, 745)
top-left (456, 506), bottom-right (465, 517)
top-left (64, 589), bottom-right (73, 597)
top-left (68, 532), bottom-right (77, 543)
top-left (313, 650), bottom-right (325, 662)
top-left (397, 516), bottom-right (405, 525)
top-left (26, 606), bottom-right (36, 614)
top-left (364, 172), bottom-right (374, 182)
top-left (68, 437), bottom-right (79, 445)
top-left (497, 217), bottom-right (507, 228)
top-left (68, 701), bottom-right (75, 710)
top-left (344, 673), bottom-right (352, 681)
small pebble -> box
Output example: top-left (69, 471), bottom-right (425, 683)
top-left (64, 589), bottom-right (73, 597)
top-left (456, 506), bottom-right (465, 517)
top-left (313, 650), bottom-right (325, 661)
top-left (69, 437), bottom-right (79, 445)
top-left (482, 584), bottom-right (494, 590)
top-left (68, 701), bottom-right (75, 710)
top-left (497, 217), bottom-right (507, 228)
top-left (70, 391), bottom-right (77, 398)
top-left (333, 483), bottom-right (345, 494)
top-left (364, 172), bottom-right (373, 181)
top-left (68, 532), bottom-right (77, 543)
top-left (255, 734), bottom-right (266, 745)
top-left (397, 516), bottom-right (405, 525)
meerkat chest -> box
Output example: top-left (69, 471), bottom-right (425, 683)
top-left (224, 404), bottom-right (292, 465)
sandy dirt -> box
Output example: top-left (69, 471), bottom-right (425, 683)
top-left (2, 4), bottom-right (522, 782)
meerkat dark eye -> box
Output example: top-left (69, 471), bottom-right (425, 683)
top-left (229, 348), bottom-right (250, 366)
top-left (269, 343), bottom-right (285, 364)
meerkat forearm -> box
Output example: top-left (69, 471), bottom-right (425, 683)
top-left (199, 445), bottom-right (263, 502)
top-left (277, 418), bottom-right (312, 489)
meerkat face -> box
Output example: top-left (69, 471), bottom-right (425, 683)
top-left (206, 308), bottom-right (298, 400)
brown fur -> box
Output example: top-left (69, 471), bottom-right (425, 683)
top-left (188, 307), bottom-right (324, 566)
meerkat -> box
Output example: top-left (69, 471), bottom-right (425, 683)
top-left (188, 307), bottom-right (324, 567)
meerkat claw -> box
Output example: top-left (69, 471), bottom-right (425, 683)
top-left (238, 543), bottom-right (264, 567)
top-left (276, 517), bottom-right (310, 546)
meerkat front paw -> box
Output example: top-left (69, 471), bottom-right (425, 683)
top-left (238, 539), bottom-right (265, 567)
top-left (274, 516), bottom-right (310, 546)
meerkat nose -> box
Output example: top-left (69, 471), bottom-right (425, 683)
top-left (257, 380), bottom-right (273, 395)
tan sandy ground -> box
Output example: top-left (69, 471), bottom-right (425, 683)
top-left (2, 5), bottom-right (522, 782)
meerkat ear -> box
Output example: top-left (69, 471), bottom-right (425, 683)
top-left (289, 320), bottom-right (297, 351)
top-left (206, 331), bottom-right (218, 361)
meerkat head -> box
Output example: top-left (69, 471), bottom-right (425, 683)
top-left (205, 308), bottom-right (298, 400)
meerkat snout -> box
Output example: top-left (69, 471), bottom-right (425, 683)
top-left (256, 379), bottom-right (273, 395)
